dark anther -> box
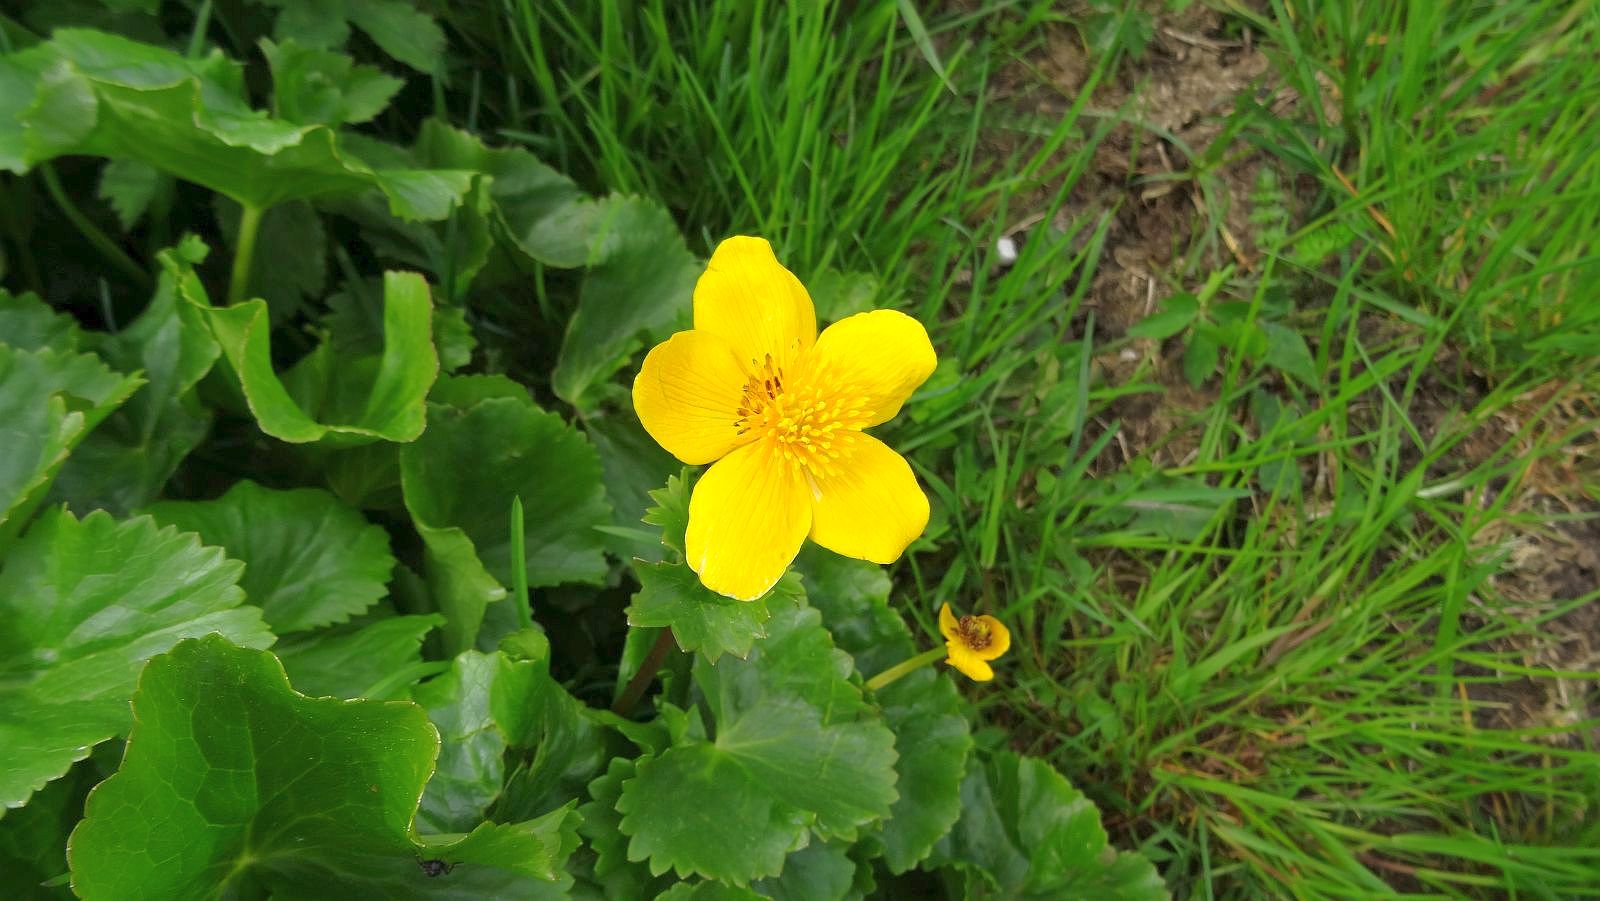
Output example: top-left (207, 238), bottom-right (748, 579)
top-left (419, 859), bottom-right (455, 877)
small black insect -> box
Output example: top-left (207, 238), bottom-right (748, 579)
top-left (418, 859), bottom-right (455, 877)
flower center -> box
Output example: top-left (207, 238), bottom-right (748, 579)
top-left (957, 615), bottom-right (992, 650)
top-left (733, 354), bottom-right (865, 477)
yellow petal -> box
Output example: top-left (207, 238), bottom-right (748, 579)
top-left (800, 309), bottom-right (936, 429)
top-left (632, 330), bottom-right (750, 465)
top-left (945, 644), bottom-right (994, 682)
top-left (975, 614), bottom-right (1011, 661)
top-left (686, 440), bottom-right (811, 601)
top-left (807, 433), bottom-right (929, 564)
top-left (694, 237), bottom-right (816, 370)
top-left (938, 603), bottom-right (960, 642)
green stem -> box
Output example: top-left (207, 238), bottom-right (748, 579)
top-left (39, 164), bottom-right (150, 289)
top-left (865, 647), bottom-right (947, 692)
top-left (228, 203), bottom-right (264, 305)
top-left (186, 0), bottom-right (213, 58)
top-left (611, 628), bottom-right (677, 716)
top-left (509, 495), bottom-right (532, 630)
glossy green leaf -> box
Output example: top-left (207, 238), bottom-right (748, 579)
top-left (262, 37), bottom-right (402, 126)
top-left (217, 197), bottom-right (327, 322)
top-left (579, 759), bottom-right (664, 899)
top-left (411, 119), bottom-right (588, 268)
top-left (797, 547), bottom-right (972, 874)
top-left (0, 509), bottom-right (271, 808)
top-left (0, 344), bottom-right (143, 553)
top-left (49, 241), bottom-right (219, 515)
top-left (809, 269), bottom-right (880, 323)
top-left (400, 394), bottom-right (610, 592)
top-left (551, 195), bottom-right (698, 412)
top-left (0, 30), bottom-right (471, 217)
top-left (145, 479), bottom-right (395, 633)
top-left (625, 563), bottom-right (792, 663)
top-left (586, 410), bottom-right (680, 563)
top-left (194, 267), bottom-right (439, 445)
top-left (0, 289), bottom-right (83, 352)
top-left (68, 635), bottom-right (582, 898)
top-left (929, 751), bottom-right (1168, 900)
top-left (493, 631), bottom-right (605, 823)
top-left (412, 650), bottom-right (532, 833)
top-left (275, 613), bottom-right (443, 699)
top-left (752, 840), bottom-right (856, 901)
top-left (0, 758), bottom-right (92, 899)
top-left (96, 159), bottom-right (164, 230)
top-left (658, 882), bottom-right (766, 900)
top-left (345, 0), bottom-right (447, 73)
top-left (619, 604), bottom-right (899, 885)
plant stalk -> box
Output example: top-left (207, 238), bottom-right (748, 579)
top-left (228, 203), bottom-right (264, 305)
top-left (865, 647), bottom-right (946, 692)
top-left (39, 163), bottom-right (150, 289)
top-left (611, 628), bottom-right (677, 716)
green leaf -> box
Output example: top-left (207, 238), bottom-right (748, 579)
top-left (619, 604), bottom-right (899, 885)
top-left (1126, 293), bottom-right (1199, 340)
top-left (808, 269), bottom-right (880, 323)
top-left (96, 158), bottom-right (163, 230)
top-left (193, 267), bottom-right (439, 445)
top-left (0, 344), bottom-right (143, 553)
top-left (658, 882), bottom-right (766, 900)
top-left (579, 759), bottom-right (663, 898)
top-left (0, 30), bottom-right (471, 217)
top-left (48, 241), bottom-right (219, 515)
top-left (0, 758), bottom-right (92, 899)
top-left (752, 840), bottom-right (856, 901)
top-left (145, 479), bottom-right (395, 633)
top-left (275, 613), bottom-right (443, 699)
top-left (344, 0), bottom-right (447, 73)
top-left (618, 696), bottom-right (895, 885)
top-left (412, 646), bottom-right (599, 834)
top-left (217, 197), bottom-right (327, 322)
top-left (626, 563), bottom-right (792, 663)
top-left (1182, 330), bottom-right (1220, 387)
top-left (262, 37), bottom-right (403, 126)
top-left (412, 120), bottom-right (588, 267)
top-left (0, 289), bottom-right (83, 352)
top-left (493, 636), bottom-right (605, 823)
top-left (797, 547), bottom-right (972, 874)
top-left (1261, 321), bottom-right (1319, 386)
top-left (582, 413), bottom-right (679, 561)
top-left (412, 651), bottom-right (523, 833)
top-left (551, 195), bottom-right (699, 412)
top-left (642, 469), bottom-right (692, 557)
top-left (929, 751), bottom-right (1168, 900)
top-left (401, 394), bottom-right (611, 590)
top-left (0, 509), bottom-right (271, 808)
top-left (68, 635), bottom-right (581, 898)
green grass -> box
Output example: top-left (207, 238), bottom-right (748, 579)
top-left (450, 0), bottom-right (1600, 895)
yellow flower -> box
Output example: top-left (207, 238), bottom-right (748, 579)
top-left (633, 236), bottom-right (936, 600)
top-left (939, 603), bottom-right (1011, 682)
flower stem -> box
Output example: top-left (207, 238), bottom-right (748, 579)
top-left (228, 203), bottom-right (264, 305)
top-left (39, 163), bottom-right (150, 290)
top-left (866, 647), bottom-right (947, 692)
top-left (611, 628), bottom-right (677, 716)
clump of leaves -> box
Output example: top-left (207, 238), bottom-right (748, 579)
top-left (0, 16), bottom-right (1165, 901)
